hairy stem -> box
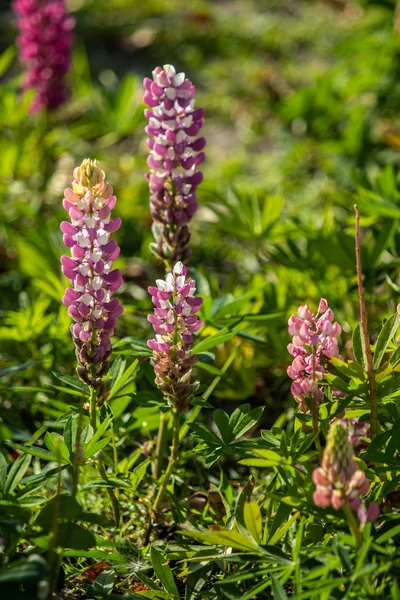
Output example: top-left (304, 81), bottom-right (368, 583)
top-left (152, 411), bottom-right (170, 479)
top-left (343, 501), bottom-right (362, 550)
top-left (153, 410), bottom-right (180, 516)
top-left (354, 205), bottom-right (378, 438)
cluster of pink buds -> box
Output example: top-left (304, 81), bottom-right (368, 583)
top-left (287, 298), bottom-right (342, 412)
top-left (147, 262), bottom-right (203, 412)
top-left (313, 421), bottom-right (379, 524)
top-left (61, 159), bottom-right (123, 399)
top-left (13, 0), bottom-right (74, 113)
top-left (144, 64), bottom-right (206, 265)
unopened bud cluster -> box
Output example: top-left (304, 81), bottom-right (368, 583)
top-left (287, 298), bottom-right (342, 412)
top-left (61, 159), bottom-right (123, 399)
top-left (313, 421), bottom-right (378, 523)
top-left (144, 64), bottom-right (205, 264)
top-left (147, 262), bottom-right (203, 412)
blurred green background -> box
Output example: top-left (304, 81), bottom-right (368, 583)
top-left (2, 0), bottom-right (400, 435)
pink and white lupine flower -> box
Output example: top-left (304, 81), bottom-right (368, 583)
top-left (313, 421), bottom-right (378, 524)
top-left (342, 417), bottom-right (370, 449)
top-left (147, 262), bottom-right (203, 411)
top-left (13, 0), bottom-right (74, 113)
top-left (144, 64), bottom-right (206, 264)
top-left (61, 159), bottom-right (123, 398)
top-left (287, 298), bottom-right (342, 412)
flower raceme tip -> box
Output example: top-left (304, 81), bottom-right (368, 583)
top-left (60, 159), bottom-right (123, 398)
top-left (144, 64), bottom-right (205, 264)
top-left (147, 262), bottom-right (203, 412)
top-left (13, 0), bottom-right (74, 112)
top-left (313, 421), bottom-right (378, 524)
top-left (287, 298), bottom-right (342, 412)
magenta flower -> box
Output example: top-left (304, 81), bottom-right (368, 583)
top-left (13, 0), bottom-right (74, 112)
top-left (61, 159), bottom-right (123, 398)
top-left (147, 262), bottom-right (203, 411)
top-left (313, 421), bottom-right (378, 524)
top-left (287, 298), bottom-right (342, 412)
top-left (143, 64), bottom-right (206, 264)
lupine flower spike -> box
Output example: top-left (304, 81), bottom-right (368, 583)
top-left (144, 64), bottom-right (206, 265)
top-left (13, 0), bottom-right (74, 113)
top-left (287, 298), bottom-right (342, 413)
top-left (61, 159), bottom-right (123, 402)
top-left (147, 262), bottom-right (203, 412)
top-left (313, 421), bottom-right (379, 525)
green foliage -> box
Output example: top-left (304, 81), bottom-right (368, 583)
top-left (2, 0), bottom-right (400, 597)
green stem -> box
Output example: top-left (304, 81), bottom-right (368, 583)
top-left (98, 460), bottom-right (121, 528)
top-left (153, 410), bottom-right (180, 516)
top-left (90, 387), bottom-right (120, 527)
top-left (343, 501), bottom-right (362, 550)
top-left (89, 387), bottom-right (97, 432)
top-left (152, 411), bottom-right (170, 479)
top-left (311, 345), bottom-right (322, 459)
top-left (354, 205), bottom-right (378, 438)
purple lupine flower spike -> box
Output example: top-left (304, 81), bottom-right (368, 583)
top-left (13, 0), bottom-right (74, 113)
top-left (61, 159), bottom-right (123, 400)
top-left (287, 298), bottom-right (342, 412)
top-left (144, 64), bottom-right (206, 265)
top-left (313, 421), bottom-right (379, 524)
top-left (147, 261), bottom-right (203, 412)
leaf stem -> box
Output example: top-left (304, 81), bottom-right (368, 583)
top-left (354, 205), bottom-right (378, 438)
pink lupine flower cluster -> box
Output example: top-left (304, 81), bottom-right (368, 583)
top-left (144, 64), bottom-right (206, 264)
top-left (147, 261), bottom-right (203, 412)
top-left (287, 298), bottom-right (342, 412)
top-left (342, 417), bottom-right (370, 449)
top-left (61, 159), bottom-right (123, 398)
top-left (313, 421), bottom-right (379, 524)
top-left (13, 0), bottom-right (74, 113)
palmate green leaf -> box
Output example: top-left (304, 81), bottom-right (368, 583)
top-left (179, 527), bottom-right (261, 553)
top-left (36, 494), bottom-right (82, 526)
top-left (131, 458), bottom-right (150, 490)
top-left (6, 442), bottom-right (57, 463)
top-left (214, 409), bottom-right (231, 443)
top-left (63, 415), bottom-right (78, 457)
top-left (230, 405), bottom-right (264, 438)
top-left (4, 454), bottom-right (32, 495)
top-left (271, 576), bottom-right (289, 600)
top-left (85, 414), bottom-right (113, 451)
top-left (44, 432), bottom-right (70, 464)
top-left (352, 323), bottom-right (367, 369)
top-left (52, 372), bottom-right (88, 392)
top-left (193, 327), bottom-right (239, 354)
top-left (84, 437), bottom-right (112, 460)
top-left (92, 570), bottom-right (115, 596)
top-left (56, 522), bottom-right (96, 550)
top-left (150, 547), bottom-right (180, 600)
top-left (0, 451), bottom-right (7, 493)
top-left (243, 500), bottom-right (263, 545)
top-left (374, 313), bottom-right (400, 370)
top-left (108, 358), bottom-right (139, 401)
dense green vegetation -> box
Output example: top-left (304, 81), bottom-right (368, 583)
top-left (2, 0), bottom-right (400, 598)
